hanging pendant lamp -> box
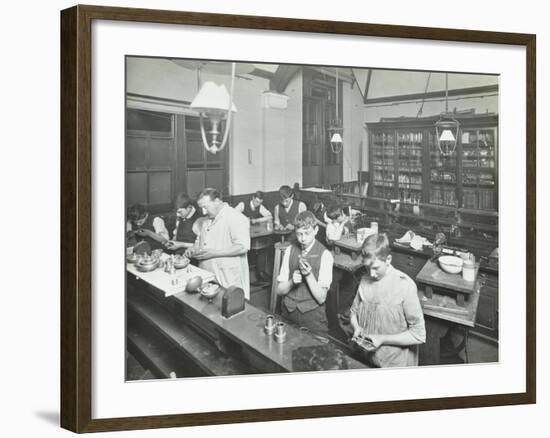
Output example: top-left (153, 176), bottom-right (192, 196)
top-left (434, 73), bottom-right (459, 156)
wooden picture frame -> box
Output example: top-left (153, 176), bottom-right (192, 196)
top-left (60, 4), bottom-right (536, 433)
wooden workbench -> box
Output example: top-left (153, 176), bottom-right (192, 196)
top-left (127, 269), bottom-right (367, 375)
top-left (415, 260), bottom-right (481, 365)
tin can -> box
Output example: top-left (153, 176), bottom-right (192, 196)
top-left (462, 259), bottom-right (475, 282)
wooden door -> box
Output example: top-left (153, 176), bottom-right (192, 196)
top-left (302, 69), bottom-right (343, 188)
top-left (303, 98), bottom-right (323, 187)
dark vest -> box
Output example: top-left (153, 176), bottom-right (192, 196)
top-left (164, 211), bottom-right (198, 243)
top-left (278, 200), bottom-right (300, 227)
top-left (243, 201), bottom-right (263, 219)
top-left (284, 239), bottom-right (328, 313)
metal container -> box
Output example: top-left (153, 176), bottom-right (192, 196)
top-left (173, 255), bottom-right (190, 269)
top-left (264, 315), bottom-right (276, 335)
top-left (274, 322), bottom-right (287, 343)
top-left (135, 258), bottom-right (160, 272)
top-left (462, 259), bottom-right (475, 282)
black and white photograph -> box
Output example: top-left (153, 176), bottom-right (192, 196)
top-left (125, 57), bottom-right (499, 380)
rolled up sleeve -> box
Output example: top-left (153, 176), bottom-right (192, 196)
top-left (229, 213), bottom-right (251, 251)
top-left (317, 250), bottom-right (334, 289)
top-left (260, 204), bottom-right (272, 218)
top-left (153, 217), bottom-right (169, 240)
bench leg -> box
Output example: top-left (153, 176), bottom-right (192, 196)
top-left (425, 285), bottom-right (433, 299)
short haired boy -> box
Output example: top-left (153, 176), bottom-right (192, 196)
top-left (274, 185), bottom-right (307, 231)
top-left (325, 205), bottom-right (351, 242)
top-left (350, 233), bottom-right (426, 367)
top-left (163, 193), bottom-right (201, 253)
top-left (235, 191), bottom-right (272, 225)
top-left (126, 204), bottom-right (169, 253)
top-left (276, 211), bottom-right (334, 334)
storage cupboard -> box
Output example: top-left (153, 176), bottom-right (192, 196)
top-left (367, 114), bottom-right (498, 211)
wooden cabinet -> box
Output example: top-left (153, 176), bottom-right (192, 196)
top-left (367, 114), bottom-right (498, 211)
top-left (473, 272), bottom-right (499, 340)
top-left (391, 251), bottom-right (427, 280)
top-left (392, 248), bottom-right (498, 342)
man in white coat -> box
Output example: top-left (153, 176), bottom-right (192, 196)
top-left (185, 188), bottom-right (251, 299)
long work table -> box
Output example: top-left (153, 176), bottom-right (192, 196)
top-left (127, 262), bottom-right (367, 377)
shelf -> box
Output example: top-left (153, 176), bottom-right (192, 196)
top-left (430, 164), bottom-right (457, 170)
top-left (462, 183), bottom-right (495, 188)
top-left (462, 167), bottom-right (496, 171)
top-left (398, 169), bottom-right (422, 173)
top-left (430, 180), bottom-right (457, 185)
top-left (458, 220), bottom-right (498, 232)
top-left (459, 207), bottom-right (499, 217)
top-left (388, 210), bottom-right (455, 225)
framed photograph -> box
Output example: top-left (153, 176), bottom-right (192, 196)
top-left (60, 4), bottom-right (536, 433)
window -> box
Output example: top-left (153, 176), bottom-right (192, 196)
top-left (126, 109), bottom-right (175, 208)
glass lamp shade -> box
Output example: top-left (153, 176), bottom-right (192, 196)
top-left (190, 81), bottom-right (237, 116)
top-left (439, 129), bottom-right (456, 142)
top-left (330, 132), bottom-right (343, 144)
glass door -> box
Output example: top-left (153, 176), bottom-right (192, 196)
top-left (460, 128), bottom-right (497, 210)
top-left (397, 130), bottom-right (423, 203)
top-left (428, 130), bottom-right (458, 207)
top-left (371, 130), bottom-right (396, 199)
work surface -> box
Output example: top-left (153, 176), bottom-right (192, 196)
top-left (416, 260), bottom-right (479, 295)
top-left (127, 269), bottom-right (367, 374)
top-left (127, 257), bottom-right (215, 297)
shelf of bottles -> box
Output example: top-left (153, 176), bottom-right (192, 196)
top-left (371, 131), bottom-right (395, 199)
top-left (397, 131), bottom-right (423, 204)
top-left (428, 130), bottom-right (458, 207)
top-left (461, 128), bottom-right (497, 210)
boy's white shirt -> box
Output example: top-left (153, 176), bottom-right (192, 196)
top-left (326, 221), bottom-right (346, 241)
top-left (126, 216), bottom-right (169, 240)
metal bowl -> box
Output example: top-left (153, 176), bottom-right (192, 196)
top-left (438, 255), bottom-right (464, 274)
top-left (126, 252), bottom-right (138, 264)
top-left (135, 259), bottom-right (160, 272)
top-left (200, 283), bottom-right (220, 300)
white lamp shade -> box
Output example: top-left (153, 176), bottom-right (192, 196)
top-left (190, 81), bottom-right (237, 115)
top-left (439, 129), bottom-right (456, 142)
top-left (330, 132), bottom-right (343, 143)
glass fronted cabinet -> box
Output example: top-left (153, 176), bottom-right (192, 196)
top-left (429, 130), bottom-right (458, 207)
top-left (367, 114), bottom-right (498, 212)
top-left (460, 127), bottom-right (498, 210)
top-left (371, 130), bottom-right (395, 199)
top-left (397, 130), bottom-right (424, 203)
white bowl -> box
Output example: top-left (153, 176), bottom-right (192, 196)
top-left (438, 255), bottom-right (464, 274)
